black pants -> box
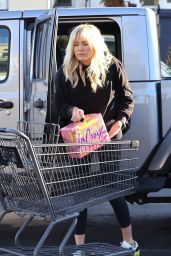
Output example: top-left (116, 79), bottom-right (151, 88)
top-left (75, 197), bottom-right (131, 235)
top-left (74, 130), bottom-right (131, 235)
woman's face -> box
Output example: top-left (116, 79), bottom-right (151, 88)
top-left (74, 33), bottom-right (93, 65)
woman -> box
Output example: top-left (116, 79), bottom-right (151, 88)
top-left (47, 24), bottom-right (139, 255)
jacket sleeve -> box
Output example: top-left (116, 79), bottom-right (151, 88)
top-left (54, 66), bottom-right (74, 120)
top-left (112, 59), bottom-right (134, 124)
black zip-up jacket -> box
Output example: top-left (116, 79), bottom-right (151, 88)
top-left (49, 57), bottom-right (134, 131)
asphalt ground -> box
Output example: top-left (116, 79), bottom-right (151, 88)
top-left (0, 201), bottom-right (171, 255)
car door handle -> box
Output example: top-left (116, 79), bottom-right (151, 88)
top-left (0, 100), bottom-right (14, 109)
top-left (33, 98), bottom-right (44, 109)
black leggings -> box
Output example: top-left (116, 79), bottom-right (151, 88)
top-left (75, 197), bottom-right (131, 235)
top-left (75, 130), bottom-right (131, 235)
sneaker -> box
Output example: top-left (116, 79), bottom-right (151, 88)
top-left (120, 240), bottom-right (140, 256)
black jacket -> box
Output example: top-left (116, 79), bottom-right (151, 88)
top-left (47, 57), bottom-right (134, 131)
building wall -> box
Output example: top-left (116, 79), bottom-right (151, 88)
top-left (0, 0), bottom-right (8, 10)
top-left (2, 0), bottom-right (171, 11)
top-left (159, 0), bottom-right (171, 8)
top-left (8, 0), bottom-right (50, 11)
top-left (58, 0), bottom-right (103, 8)
top-left (141, 0), bottom-right (171, 8)
top-left (71, 0), bottom-right (171, 8)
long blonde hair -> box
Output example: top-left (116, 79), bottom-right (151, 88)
top-left (63, 24), bottom-right (113, 92)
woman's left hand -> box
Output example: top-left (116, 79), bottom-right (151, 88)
top-left (108, 121), bottom-right (122, 138)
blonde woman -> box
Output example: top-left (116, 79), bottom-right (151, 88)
top-left (47, 24), bottom-right (140, 255)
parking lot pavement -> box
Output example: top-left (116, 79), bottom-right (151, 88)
top-left (0, 247), bottom-right (171, 256)
top-left (0, 201), bottom-right (171, 255)
top-left (142, 250), bottom-right (171, 256)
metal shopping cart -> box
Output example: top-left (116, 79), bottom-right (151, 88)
top-left (0, 122), bottom-right (139, 256)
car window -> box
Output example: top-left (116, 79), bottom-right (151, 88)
top-left (0, 27), bottom-right (10, 82)
top-left (33, 19), bottom-right (51, 80)
top-left (161, 61), bottom-right (171, 78)
top-left (56, 20), bottom-right (121, 68)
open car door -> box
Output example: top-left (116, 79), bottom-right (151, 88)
top-left (28, 8), bottom-right (58, 123)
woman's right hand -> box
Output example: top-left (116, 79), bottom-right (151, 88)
top-left (71, 107), bottom-right (85, 122)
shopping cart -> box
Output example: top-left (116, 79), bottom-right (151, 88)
top-left (0, 122), bottom-right (139, 256)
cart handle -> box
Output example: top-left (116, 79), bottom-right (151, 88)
top-left (0, 128), bottom-right (28, 140)
top-left (0, 128), bottom-right (6, 133)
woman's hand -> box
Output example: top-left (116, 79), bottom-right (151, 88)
top-left (71, 107), bottom-right (85, 122)
top-left (108, 121), bottom-right (122, 138)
